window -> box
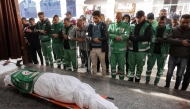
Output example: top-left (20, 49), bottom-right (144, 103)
top-left (66, 0), bottom-right (76, 17)
top-left (40, 0), bottom-right (61, 18)
top-left (19, 0), bottom-right (37, 18)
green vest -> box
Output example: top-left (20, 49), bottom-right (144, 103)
top-left (148, 25), bottom-right (171, 57)
top-left (62, 25), bottom-right (76, 49)
top-left (11, 69), bottom-right (43, 93)
top-left (151, 20), bottom-right (158, 29)
top-left (129, 22), bottom-right (150, 52)
top-left (50, 22), bottom-right (64, 43)
top-left (37, 20), bottom-right (51, 42)
top-left (108, 21), bottom-right (130, 53)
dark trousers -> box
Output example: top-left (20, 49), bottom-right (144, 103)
top-left (80, 50), bottom-right (90, 71)
top-left (181, 58), bottom-right (190, 90)
top-left (166, 56), bottom-right (188, 89)
top-left (97, 50), bottom-right (109, 71)
top-left (80, 49), bottom-right (85, 64)
top-left (31, 48), bottom-right (44, 65)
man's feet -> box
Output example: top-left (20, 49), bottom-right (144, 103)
top-left (135, 78), bottom-right (140, 83)
top-left (154, 82), bottom-right (158, 86)
top-left (85, 69), bottom-right (91, 74)
top-left (106, 69), bottom-right (109, 75)
top-left (128, 77), bottom-right (134, 82)
top-left (164, 84), bottom-right (170, 88)
top-left (50, 64), bottom-right (53, 67)
top-left (145, 80), bottom-right (150, 84)
top-left (97, 69), bottom-right (100, 73)
top-left (57, 65), bottom-right (61, 69)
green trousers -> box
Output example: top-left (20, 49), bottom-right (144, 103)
top-left (64, 49), bottom-right (77, 71)
top-left (52, 43), bottom-right (63, 66)
top-left (128, 51), bottom-right (146, 79)
top-left (41, 41), bottom-right (53, 66)
top-left (146, 53), bottom-right (167, 83)
top-left (111, 52), bottom-right (126, 80)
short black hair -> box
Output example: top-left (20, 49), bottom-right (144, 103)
top-left (21, 17), bottom-right (27, 21)
top-left (136, 10), bottom-right (145, 18)
top-left (160, 9), bottom-right (167, 12)
top-left (80, 16), bottom-right (86, 21)
top-left (29, 17), bottom-right (35, 21)
top-left (181, 14), bottom-right (190, 19)
top-left (92, 11), bottom-right (101, 17)
top-left (38, 12), bottom-right (44, 16)
top-left (158, 15), bottom-right (167, 20)
top-left (172, 15), bottom-right (179, 20)
top-left (53, 14), bottom-right (59, 19)
top-left (63, 17), bottom-right (70, 22)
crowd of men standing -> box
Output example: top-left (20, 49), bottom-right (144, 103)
top-left (22, 9), bottom-right (190, 91)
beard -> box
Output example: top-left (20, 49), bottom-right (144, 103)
top-left (180, 26), bottom-right (188, 30)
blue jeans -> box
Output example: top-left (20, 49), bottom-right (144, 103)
top-left (166, 55), bottom-right (188, 89)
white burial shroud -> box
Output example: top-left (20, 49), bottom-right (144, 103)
top-left (4, 73), bottom-right (118, 109)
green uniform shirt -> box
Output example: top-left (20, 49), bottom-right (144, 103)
top-left (108, 21), bottom-right (130, 53)
top-left (148, 25), bottom-right (171, 57)
top-left (50, 22), bottom-right (64, 43)
top-left (37, 19), bottom-right (51, 42)
top-left (62, 25), bottom-right (76, 49)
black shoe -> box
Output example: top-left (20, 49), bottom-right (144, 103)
top-left (106, 69), bottom-right (109, 75)
top-left (181, 87), bottom-right (187, 91)
top-left (164, 85), bottom-right (169, 88)
top-left (174, 86), bottom-right (179, 90)
top-left (97, 69), bottom-right (100, 73)
top-left (128, 77), bottom-right (134, 82)
top-left (145, 80), bottom-right (150, 84)
top-left (57, 65), bottom-right (61, 69)
top-left (85, 69), bottom-right (91, 74)
top-left (135, 78), bottom-right (140, 83)
top-left (16, 60), bottom-right (22, 66)
top-left (154, 82), bottom-right (158, 86)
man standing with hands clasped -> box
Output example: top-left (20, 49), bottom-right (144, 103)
top-left (50, 15), bottom-right (64, 69)
top-left (69, 19), bottom-right (90, 73)
top-left (36, 12), bottom-right (53, 67)
top-left (128, 10), bottom-right (152, 83)
top-left (165, 14), bottom-right (190, 90)
top-left (145, 15), bottom-right (170, 86)
top-left (108, 12), bottom-right (130, 80)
